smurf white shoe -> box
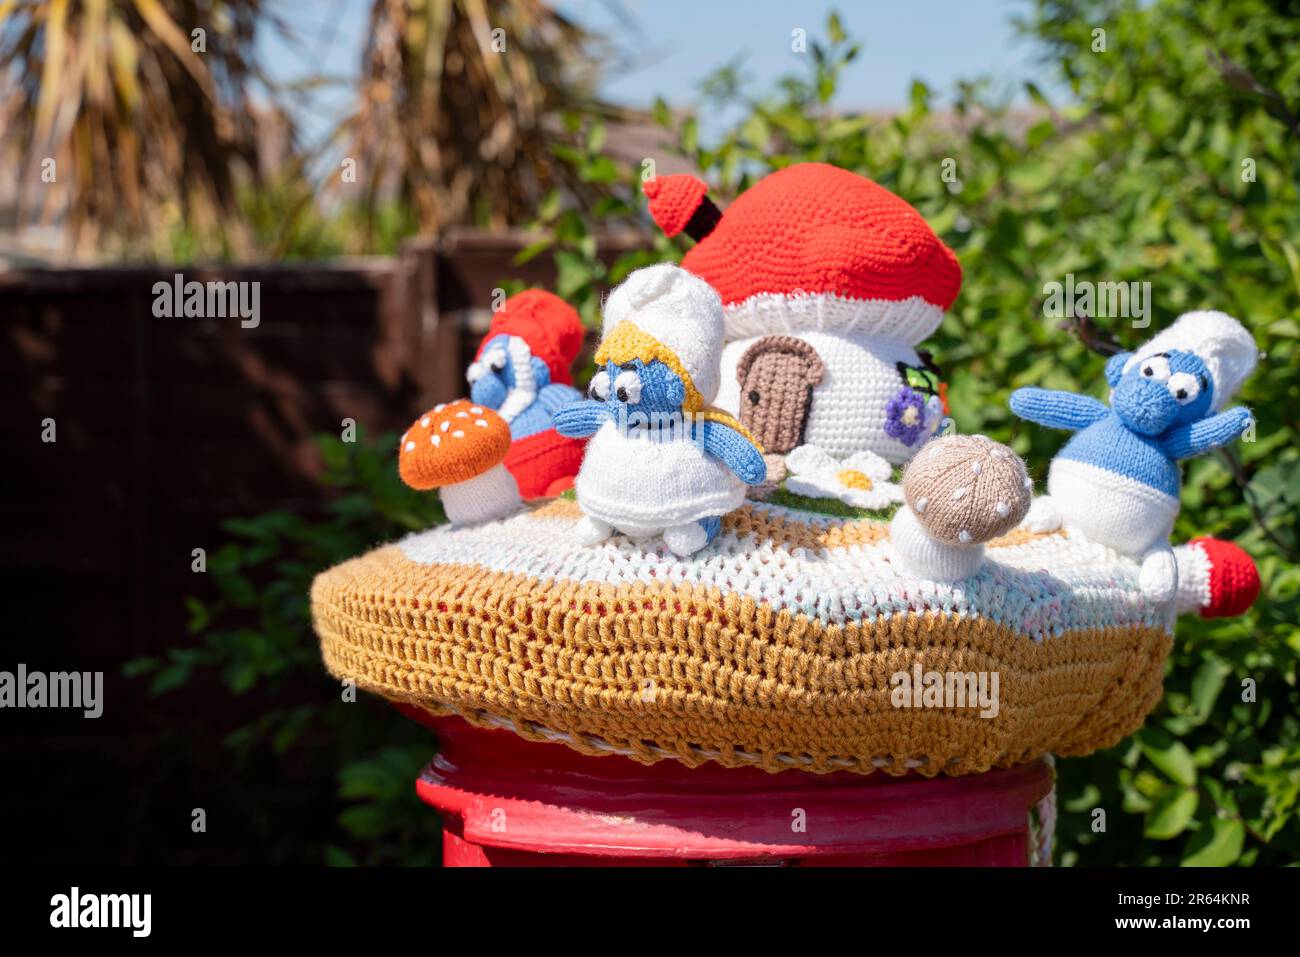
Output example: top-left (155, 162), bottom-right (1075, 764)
top-left (574, 515), bottom-right (614, 546)
top-left (1020, 495), bottom-right (1063, 534)
top-left (1139, 544), bottom-right (1178, 605)
top-left (663, 522), bottom-right (709, 557)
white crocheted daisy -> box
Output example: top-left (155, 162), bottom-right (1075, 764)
top-left (783, 445), bottom-right (904, 510)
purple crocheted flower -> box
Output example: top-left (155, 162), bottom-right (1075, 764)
top-left (884, 386), bottom-right (930, 446)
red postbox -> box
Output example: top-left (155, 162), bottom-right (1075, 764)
top-left (404, 709), bottom-right (1055, 867)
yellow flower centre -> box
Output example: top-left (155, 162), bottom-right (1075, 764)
top-left (900, 406), bottom-right (921, 426)
top-left (837, 469), bottom-right (874, 491)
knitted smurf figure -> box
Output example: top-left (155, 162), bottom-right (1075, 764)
top-left (1011, 311), bottom-right (1257, 602)
top-left (553, 264), bottom-right (766, 556)
top-left (466, 289), bottom-right (587, 498)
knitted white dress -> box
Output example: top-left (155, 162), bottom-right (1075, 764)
top-left (573, 419), bottom-right (747, 537)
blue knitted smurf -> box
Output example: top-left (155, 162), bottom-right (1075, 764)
top-left (1010, 311), bottom-right (1257, 602)
top-left (553, 264), bottom-right (766, 557)
top-left (466, 289), bottom-right (584, 440)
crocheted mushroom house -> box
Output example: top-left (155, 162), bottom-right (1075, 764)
top-left (398, 400), bottom-right (521, 526)
top-left (644, 163), bottom-right (960, 471)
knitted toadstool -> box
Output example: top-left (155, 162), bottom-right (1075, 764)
top-left (890, 434), bottom-right (1032, 581)
top-left (399, 400), bottom-right (521, 526)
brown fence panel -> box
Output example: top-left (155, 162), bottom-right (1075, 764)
top-left (0, 230), bottom-right (650, 863)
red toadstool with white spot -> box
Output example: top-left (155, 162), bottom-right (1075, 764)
top-left (398, 400), bottom-right (521, 525)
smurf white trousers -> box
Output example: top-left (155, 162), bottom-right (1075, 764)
top-left (1046, 457), bottom-right (1179, 556)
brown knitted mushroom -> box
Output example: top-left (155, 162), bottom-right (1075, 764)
top-left (902, 434), bottom-right (1032, 546)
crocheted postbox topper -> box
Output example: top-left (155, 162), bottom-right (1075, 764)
top-left (314, 496), bottom-right (1173, 777)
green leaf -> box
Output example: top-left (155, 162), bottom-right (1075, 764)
top-left (579, 155), bottom-right (619, 184)
top-left (185, 596), bottom-right (211, 635)
top-left (121, 656), bottom-right (157, 678)
top-left (827, 11), bottom-right (845, 43)
top-left (1025, 119), bottom-right (1055, 150)
top-left (680, 116), bottom-right (699, 154)
top-left (1139, 727), bottom-right (1198, 786)
top-left (651, 97), bottom-right (671, 127)
top-left (1145, 787), bottom-right (1199, 840)
top-left (1189, 659), bottom-right (1231, 722)
top-left (325, 845), bottom-right (358, 867)
top-left (1181, 818), bottom-right (1245, 866)
top-left (512, 236), bottom-right (553, 265)
top-left (909, 79), bottom-right (930, 115)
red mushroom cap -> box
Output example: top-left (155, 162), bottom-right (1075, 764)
top-left (672, 163), bottom-right (962, 312)
top-left (398, 400), bottom-right (511, 490)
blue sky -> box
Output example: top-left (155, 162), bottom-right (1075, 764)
top-left (559, 0), bottom-right (1044, 109)
top-left (260, 0), bottom-right (1048, 148)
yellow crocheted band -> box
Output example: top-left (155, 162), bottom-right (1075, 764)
top-left (593, 320), bottom-right (764, 450)
top-left (312, 500), bottom-right (1172, 776)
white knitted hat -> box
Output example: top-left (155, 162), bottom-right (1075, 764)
top-left (1124, 310), bottom-right (1257, 409)
top-left (600, 264), bottom-right (725, 406)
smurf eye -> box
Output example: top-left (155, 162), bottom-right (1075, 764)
top-left (466, 361), bottom-right (487, 384)
top-left (485, 348), bottom-right (508, 374)
top-left (588, 370), bottom-right (610, 401)
top-left (614, 370), bottom-right (642, 404)
top-left (1167, 371), bottom-right (1201, 405)
top-left (1140, 355), bottom-right (1171, 381)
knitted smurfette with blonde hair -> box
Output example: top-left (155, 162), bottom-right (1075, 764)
top-left (561, 264), bottom-right (764, 556)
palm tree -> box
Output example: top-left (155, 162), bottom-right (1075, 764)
top-left (0, 0), bottom-right (283, 258)
top-left (338, 0), bottom-right (629, 241)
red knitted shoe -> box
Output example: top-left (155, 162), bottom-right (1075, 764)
top-left (1174, 537), bottom-right (1261, 618)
